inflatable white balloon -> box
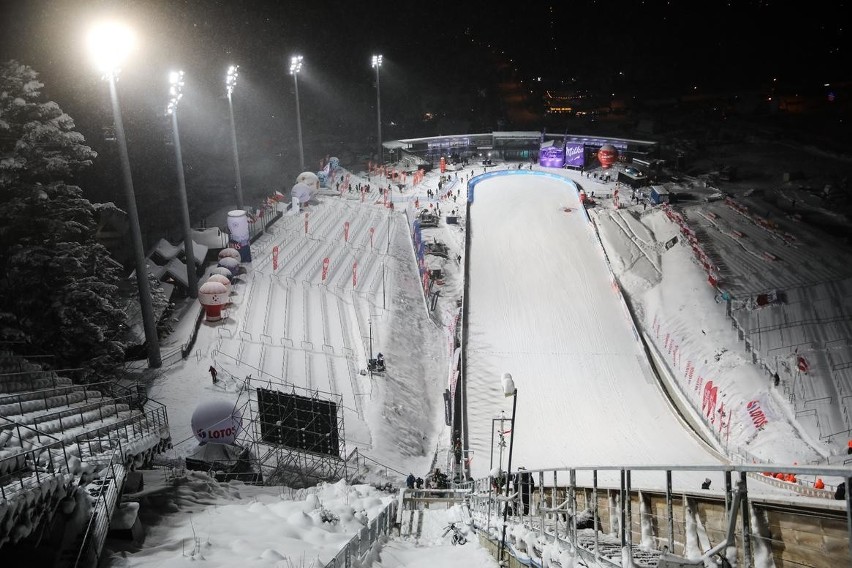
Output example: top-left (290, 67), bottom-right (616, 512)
top-left (198, 280), bottom-right (228, 305)
top-left (218, 247), bottom-right (241, 261)
top-left (198, 280), bottom-right (229, 321)
top-left (218, 256), bottom-right (240, 271)
top-left (207, 273), bottom-right (231, 292)
top-left (296, 171), bottom-right (319, 191)
top-left (191, 400), bottom-right (243, 445)
top-left (291, 181), bottom-right (313, 205)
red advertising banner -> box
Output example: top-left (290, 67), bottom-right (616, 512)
top-left (702, 380), bottom-right (714, 414)
top-left (304, 212), bottom-right (309, 235)
top-left (344, 221), bottom-right (350, 242)
top-left (272, 245), bottom-right (279, 271)
top-left (746, 399), bottom-right (769, 429)
top-left (322, 257), bottom-right (329, 281)
top-left (352, 261), bottom-right (357, 288)
top-left (708, 386), bottom-right (718, 421)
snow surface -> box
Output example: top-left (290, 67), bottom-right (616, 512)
top-left (98, 157), bottom-right (852, 565)
top-left (465, 172), bottom-right (718, 481)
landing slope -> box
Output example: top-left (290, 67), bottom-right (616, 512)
top-left (465, 173), bottom-right (720, 479)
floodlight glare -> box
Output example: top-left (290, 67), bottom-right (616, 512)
top-left (166, 69), bottom-right (198, 298)
top-left (167, 70), bottom-right (184, 115)
top-left (87, 21), bottom-right (136, 75)
top-left (88, 21), bottom-right (161, 367)
top-left (226, 64), bottom-right (239, 95)
top-left (371, 54), bottom-right (383, 163)
top-left (289, 55), bottom-right (305, 170)
top-left (225, 64), bottom-right (244, 209)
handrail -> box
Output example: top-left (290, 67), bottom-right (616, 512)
top-left (0, 430), bottom-right (67, 500)
top-left (345, 447), bottom-right (407, 477)
top-left (181, 305), bottom-right (206, 358)
top-left (0, 366), bottom-right (84, 379)
top-left (324, 499), bottom-right (397, 568)
top-left (468, 463), bottom-right (852, 568)
top-left (0, 415), bottom-right (60, 443)
top-left (72, 452), bottom-right (126, 568)
top-left (68, 405), bottom-right (170, 566)
top-left (110, 380), bottom-right (164, 412)
top-left (1, 405), bottom-right (168, 501)
top-left (21, 393), bottom-right (135, 430)
top-left (0, 380), bottom-right (112, 405)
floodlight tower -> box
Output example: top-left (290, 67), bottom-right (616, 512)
top-left (371, 54), bottom-right (383, 165)
top-left (87, 21), bottom-right (161, 368)
top-left (290, 55), bottom-right (305, 172)
top-left (167, 70), bottom-right (198, 299)
top-left (226, 64), bottom-right (245, 211)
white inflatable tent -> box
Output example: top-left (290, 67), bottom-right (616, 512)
top-left (291, 182), bottom-right (313, 205)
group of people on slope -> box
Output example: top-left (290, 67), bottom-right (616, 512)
top-left (406, 467), bottom-right (450, 491)
top-left (405, 473), bottom-right (423, 489)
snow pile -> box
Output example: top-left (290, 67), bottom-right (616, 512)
top-left (104, 473), bottom-right (396, 566)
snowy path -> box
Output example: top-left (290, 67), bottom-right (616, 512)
top-left (464, 173), bottom-right (720, 479)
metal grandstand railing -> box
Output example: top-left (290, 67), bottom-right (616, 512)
top-left (63, 404), bottom-right (170, 568)
top-left (70, 455), bottom-right (127, 568)
top-left (0, 403), bottom-right (169, 501)
top-left (465, 463), bottom-right (852, 568)
top-left (0, 381), bottom-right (109, 417)
top-left (0, 416), bottom-right (67, 500)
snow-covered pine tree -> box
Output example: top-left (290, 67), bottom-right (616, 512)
top-left (0, 60), bottom-right (127, 383)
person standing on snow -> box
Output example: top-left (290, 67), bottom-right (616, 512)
top-left (208, 365), bottom-right (218, 383)
top-left (406, 473), bottom-right (415, 489)
top-left (514, 467), bottom-right (535, 515)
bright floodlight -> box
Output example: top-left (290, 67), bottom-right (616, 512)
top-left (167, 70), bottom-right (184, 115)
top-left (87, 21), bottom-right (136, 75)
top-left (226, 65), bottom-right (239, 95)
top-left (290, 55), bottom-right (303, 75)
top-left (501, 372), bottom-right (516, 397)
top-left (371, 54), bottom-right (382, 68)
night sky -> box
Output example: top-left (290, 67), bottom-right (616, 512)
top-left (2, 1), bottom-right (845, 122)
top-left (0, 0), bottom-right (848, 238)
